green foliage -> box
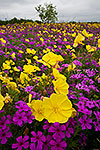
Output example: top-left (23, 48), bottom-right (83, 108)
top-left (35, 3), bottom-right (58, 23)
top-left (0, 17), bottom-right (34, 25)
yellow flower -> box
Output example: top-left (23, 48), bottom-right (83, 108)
top-left (11, 53), bottom-right (16, 59)
top-left (43, 93), bottom-right (73, 123)
top-left (40, 37), bottom-right (44, 42)
top-left (0, 94), bottom-right (4, 110)
top-left (26, 48), bottom-right (36, 55)
top-left (98, 39), bottom-right (100, 48)
top-left (23, 65), bottom-right (40, 74)
top-left (26, 59), bottom-right (31, 64)
top-left (66, 45), bottom-right (72, 49)
top-left (36, 59), bottom-right (51, 68)
top-left (82, 29), bottom-right (89, 37)
top-left (52, 78), bottom-right (69, 95)
top-left (20, 72), bottom-right (30, 84)
top-left (82, 29), bottom-right (93, 37)
top-left (13, 67), bottom-right (20, 72)
top-left (4, 93), bottom-right (13, 103)
top-left (42, 52), bottom-right (64, 66)
top-left (70, 49), bottom-right (76, 53)
top-left (33, 56), bottom-right (38, 60)
top-left (0, 38), bottom-right (6, 46)
top-left (98, 58), bottom-right (100, 65)
top-left (52, 68), bottom-right (66, 81)
top-left (71, 53), bottom-right (77, 59)
top-left (86, 45), bottom-right (96, 52)
top-left (86, 45), bottom-right (91, 51)
top-left (67, 63), bottom-right (76, 71)
top-left (72, 32), bottom-right (76, 37)
top-left (73, 33), bottom-right (85, 47)
top-left (25, 39), bottom-right (29, 42)
top-left (29, 100), bottom-right (44, 121)
top-left (6, 82), bottom-right (17, 90)
top-left (27, 94), bottom-right (32, 107)
top-left (19, 50), bottom-right (24, 53)
top-left (3, 63), bottom-right (11, 70)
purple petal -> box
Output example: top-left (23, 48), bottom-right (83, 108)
top-left (23, 141), bottom-right (29, 149)
top-left (37, 141), bottom-right (43, 150)
top-left (48, 126), bottom-right (55, 132)
top-left (12, 143), bottom-right (19, 149)
top-left (66, 131), bottom-right (71, 138)
top-left (87, 124), bottom-right (92, 129)
top-left (41, 135), bottom-right (46, 142)
top-left (60, 141), bottom-right (67, 148)
top-left (23, 135), bottom-right (29, 142)
top-left (6, 131), bottom-right (12, 138)
top-left (31, 137), bottom-right (37, 143)
top-left (49, 140), bottom-right (56, 146)
top-left (31, 131), bottom-right (36, 136)
top-left (37, 131), bottom-right (43, 137)
top-left (54, 122), bottom-right (59, 128)
top-left (30, 143), bottom-right (36, 150)
top-left (17, 146), bottom-right (22, 150)
top-left (16, 136), bottom-right (23, 143)
top-left (1, 137), bottom-right (7, 144)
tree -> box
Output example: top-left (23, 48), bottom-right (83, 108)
top-left (35, 3), bottom-right (58, 23)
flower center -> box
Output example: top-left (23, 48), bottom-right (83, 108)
top-left (37, 109), bottom-right (43, 115)
top-left (53, 106), bottom-right (58, 113)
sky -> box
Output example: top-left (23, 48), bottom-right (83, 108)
top-left (0, 0), bottom-right (100, 22)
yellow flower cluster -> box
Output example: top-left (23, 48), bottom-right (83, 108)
top-left (42, 52), bottom-right (64, 66)
top-left (27, 53), bottom-right (76, 123)
top-left (0, 93), bottom-right (13, 110)
top-left (23, 65), bottom-right (40, 75)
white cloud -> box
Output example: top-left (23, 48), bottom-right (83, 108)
top-left (0, 0), bottom-right (100, 22)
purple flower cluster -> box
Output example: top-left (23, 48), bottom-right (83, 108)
top-left (13, 101), bottom-right (34, 126)
top-left (0, 115), bottom-right (12, 144)
top-left (12, 135), bottom-right (29, 149)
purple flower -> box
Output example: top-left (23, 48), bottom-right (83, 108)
top-left (30, 91), bottom-right (37, 98)
top-left (94, 111), bottom-right (100, 120)
top-left (79, 96), bottom-right (89, 102)
top-left (13, 111), bottom-right (27, 126)
top-left (25, 111), bottom-right (35, 124)
top-left (86, 100), bottom-right (94, 108)
top-left (73, 60), bottom-right (82, 66)
top-left (78, 106), bottom-right (92, 115)
top-left (30, 131), bottom-right (46, 150)
top-left (15, 101), bottom-right (30, 112)
top-left (85, 69), bottom-right (95, 77)
top-left (79, 115), bottom-right (92, 130)
top-left (0, 127), bottom-right (12, 144)
top-left (62, 64), bottom-right (69, 67)
top-left (65, 122), bottom-right (74, 138)
top-left (93, 100), bottom-right (99, 108)
top-left (42, 135), bottom-right (52, 150)
top-left (12, 135), bottom-right (29, 150)
top-left (75, 101), bottom-right (85, 108)
top-left (6, 115), bottom-right (13, 124)
top-left (17, 66), bottom-right (22, 71)
top-left (43, 120), bottom-right (52, 130)
top-left (93, 121), bottom-right (100, 131)
top-left (48, 122), bottom-right (66, 139)
top-left (50, 138), bottom-right (67, 150)
top-left (25, 86), bottom-right (34, 92)
top-left (0, 116), bottom-right (8, 129)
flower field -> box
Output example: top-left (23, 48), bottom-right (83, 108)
top-left (0, 22), bottom-right (100, 150)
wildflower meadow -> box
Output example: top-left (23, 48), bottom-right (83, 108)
top-left (0, 22), bottom-right (100, 150)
